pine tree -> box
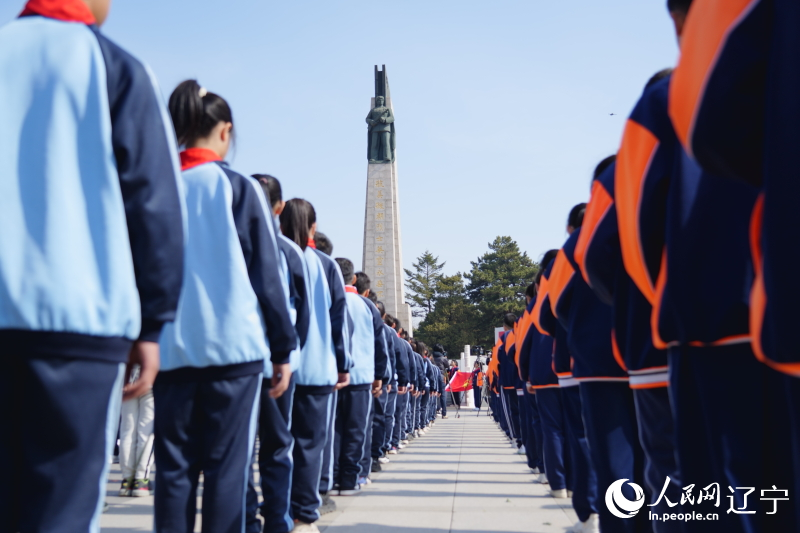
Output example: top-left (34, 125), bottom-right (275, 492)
top-left (464, 236), bottom-right (538, 346)
top-left (404, 250), bottom-right (445, 318)
top-left (415, 273), bottom-right (478, 357)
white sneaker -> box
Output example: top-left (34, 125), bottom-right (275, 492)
top-left (388, 449), bottom-right (398, 455)
top-left (292, 522), bottom-right (320, 533)
top-left (377, 456), bottom-right (390, 464)
top-left (338, 485), bottom-right (361, 496)
top-left (537, 473), bottom-right (548, 484)
top-left (516, 445), bottom-right (526, 455)
top-left (400, 440), bottom-right (409, 445)
top-left (568, 490), bottom-right (573, 498)
top-left (473, 407), bottom-right (480, 411)
top-left (551, 488), bottom-right (568, 499)
top-left (582, 514), bottom-right (600, 533)
top-left (397, 443), bottom-right (405, 449)
top-left (568, 522), bottom-right (583, 533)
top-left (530, 467), bottom-right (540, 475)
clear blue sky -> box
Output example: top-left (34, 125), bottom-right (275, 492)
top-left (2, 1), bottom-right (679, 278)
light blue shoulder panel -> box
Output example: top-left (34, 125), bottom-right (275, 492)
top-left (0, 17), bottom-right (140, 338)
top-left (344, 293), bottom-right (376, 385)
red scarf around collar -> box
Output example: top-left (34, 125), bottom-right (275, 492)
top-left (307, 238), bottom-right (317, 249)
top-left (180, 148), bottom-right (221, 171)
top-left (344, 286), bottom-right (358, 294)
top-left (20, 0), bottom-right (96, 24)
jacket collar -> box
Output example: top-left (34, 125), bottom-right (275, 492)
top-left (344, 286), bottom-right (358, 294)
top-left (20, 0), bottom-right (96, 24)
top-left (180, 148), bottom-right (222, 171)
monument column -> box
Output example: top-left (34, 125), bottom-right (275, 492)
top-left (362, 65), bottom-right (413, 334)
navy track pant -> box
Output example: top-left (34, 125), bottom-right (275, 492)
top-left (382, 385), bottom-right (397, 453)
top-left (391, 393), bottom-right (408, 446)
top-left (318, 390), bottom-right (337, 495)
top-left (580, 381), bottom-right (650, 533)
top-left (562, 385), bottom-right (598, 523)
top-left (153, 368), bottom-right (261, 533)
top-left (473, 386), bottom-right (482, 409)
top-left (333, 386), bottom-right (372, 490)
top-left (360, 396), bottom-right (376, 476)
top-left (417, 388), bottom-right (430, 429)
top-left (371, 384), bottom-right (389, 458)
top-left (0, 351), bottom-right (124, 533)
top-left (290, 387), bottom-right (332, 524)
top-left (246, 378), bottom-right (295, 533)
top-left (536, 387), bottom-right (569, 491)
top-left (632, 387), bottom-right (682, 533)
top-left (501, 388), bottom-right (522, 447)
top-left (523, 389), bottom-right (544, 472)
top-left (669, 344), bottom-right (797, 533)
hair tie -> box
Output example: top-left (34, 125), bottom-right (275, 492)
top-left (198, 87), bottom-right (208, 98)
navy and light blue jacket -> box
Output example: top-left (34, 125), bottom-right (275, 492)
top-left (0, 2), bottom-right (185, 361)
top-left (159, 155), bottom-right (296, 375)
top-left (313, 250), bottom-right (353, 374)
top-left (343, 288), bottom-right (388, 386)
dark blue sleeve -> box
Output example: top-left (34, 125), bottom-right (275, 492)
top-left (316, 252), bottom-right (352, 373)
top-left (416, 353), bottom-right (426, 386)
top-left (96, 33), bottom-right (184, 341)
top-left (223, 168), bottom-right (296, 363)
top-left (581, 168), bottom-right (621, 306)
top-left (406, 344), bottom-right (418, 388)
top-left (363, 297), bottom-right (389, 380)
top-left (391, 332), bottom-right (409, 385)
top-left (519, 327), bottom-right (534, 383)
top-left (279, 240), bottom-right (309, 348)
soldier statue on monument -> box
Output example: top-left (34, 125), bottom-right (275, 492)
top-left (366, 95), bottom-right (395, 163)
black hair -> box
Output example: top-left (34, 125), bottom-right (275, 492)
top-left (400, 331), bottom-right (409, 341)
top-left (376, 301), bottom-right (386, 316)
top-left (433, 343), bottom-right (444, 353)
top-left (503, 313), bottom-right (517, 328)
top-left (567, 203), bottom-right (587, 230)
top-left (279, 198), bottom-right (316, 250)
top-left (646, 68), bottom-right (674, 89)
top-left (355, 272), bottom-right (371, 294)
top-left (335, 258), bottom-right (355, 284)
top-left (667, 0), bottom-right (693, 14)
top-left (314, 232), bottom-right (333, 256)
top-left (367, 291), bottom-right (378, 305)
top-left (169, 80), bottom-right (233, 147)
top-left (593, 155), bottom-right (617, 183)
top-left (525, 282), bottom-right (536, 299)
top-left (394, 318), bottom-right (402, 331)
top-left (252, 174), bottom-right (281, 208)
top-left (384, 313), bottom-right (394, 327)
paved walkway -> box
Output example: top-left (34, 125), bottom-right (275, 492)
top-left (101, 409), bottom-right (578, 532)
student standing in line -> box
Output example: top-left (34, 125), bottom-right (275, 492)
top-left (387, 316), bottom-right (410, 451)
top-left (244, 175), bottom-right (310, 533)
top-left (332, 260), bottom-right (386, 495)
top-left (372, 300), bottom-right (399, 457)
top-left (471, 361), bottom-right (483, 410)
top-left (0, 2), bottom-right (185, 529)
top-left (517, 284), bottom-right (545, 475)
top-left (279, 199), bottom-right (351, 533)
top-left (157, 80), bottom-right (296, 533)
top-left (497, 314), bottom-right (523, 451)
top-left (534, 214), bottom-right (600, 533)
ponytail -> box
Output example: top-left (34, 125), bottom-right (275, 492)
top-left (280, 198), bottom-right (316, 250)
top-left (168, 79), bottom-right (233, 147)
top-left (567, 203), bottom-right (587, 230)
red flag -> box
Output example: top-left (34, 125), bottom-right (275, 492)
top-left (445, 371), bottom-right (473, 392)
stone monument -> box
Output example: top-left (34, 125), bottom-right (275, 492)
top-left (362, 65), bottom-right (413, 335)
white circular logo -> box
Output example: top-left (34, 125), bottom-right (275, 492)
top-left (605, 479), bottom-right (645, 519)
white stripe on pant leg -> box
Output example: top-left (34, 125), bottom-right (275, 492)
top-left (322, 390), bottom-right (338, 493)
top-left (135, 390), bottom-right (155, 480)
top-left (282, 386), bottom-right (297, 532)
top-left (90, 363), bottom-right (125, 533)
top-left (241, 375), bottom-right (263, 533)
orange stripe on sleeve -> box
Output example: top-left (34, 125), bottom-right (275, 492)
top-left (669, 0), bottom-right (761, 153)
top-left (611, 329), bottom-right (628, 372)
top-left (650, 250), bottom-right (669, 350)
top-left (575, 180), bottom-right (614, 286)
top-left (616, 119), bottom-right (659, 303)
top-left (548, 249), bottom-right (575, 319)
top-left (531, 276), bottom-right (551, 336)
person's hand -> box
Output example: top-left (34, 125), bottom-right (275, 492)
top-left (408, 384), bottom-right (415, 392)
top-left (526, 383), bottom-right (535, 394)
top-left (123, 341), bottom-right (159, 401)
top-left (397, 386), bottom-right (408, 395)
top-left (335, 372), bottom-right (350, 391)
top-left (270, 363), bottom-right (292, 399)
top-left (372, 379), bottom-right (383, 397)
top-left (387, 383), bottom-right (393, 393)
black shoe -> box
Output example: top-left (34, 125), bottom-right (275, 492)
top-left (371, 461), bottom-right (382, 473)
top-left (319, 492), bottom-right (337, 515)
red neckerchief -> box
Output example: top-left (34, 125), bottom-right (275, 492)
top-left (344, 286), bottom-right (358, 294)
top-left (179, 148), bottom-right (221, 171)
top-left (20, 0), bottom-right (96, 24)
top-left (307, 238), bottom-right (317, 249)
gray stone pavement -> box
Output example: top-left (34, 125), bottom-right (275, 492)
top-left (101, 407), bottom-right (578, 532)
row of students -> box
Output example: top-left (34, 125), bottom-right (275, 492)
top-left (0, 2), bottom-right (454, 532)
top-left (487, 1), bottom-right (800, 533)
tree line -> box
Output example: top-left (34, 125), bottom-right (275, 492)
top-left (405, 236), bottom-right (540, 358)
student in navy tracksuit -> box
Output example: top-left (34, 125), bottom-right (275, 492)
top-left (374, 300), bottom-right (398, 456)
top-left (156, 81), bottom-right (295, 533)
top-left (534, 215), bottom-right (600, 533)
top-left (516, 287), bottom-right (545, 475)
top-left (497, 315), bottom-right (523, 450)
top-left (333, 260), bottom-right (387, 495)
top-left (578, 91), bottom-right (681, 532)
top-left (244, 176), bottom-right (310, 533)
top-left (549, 192), bottom-right (648, 533)
top-left (412, 343), bottom-right (428, 434)
top-left (0, 2), bottom-right (185, 530)
top-left (522, 260), bottom-right (570, 496)
top-left (279, 199), bottom-right (352, 532)
top-left (669, 2), bottom-right (800, 529)
top-left (386, 317), bottom-right (410, 450)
